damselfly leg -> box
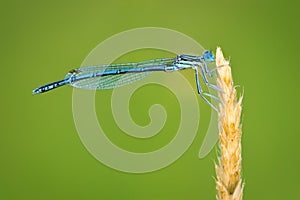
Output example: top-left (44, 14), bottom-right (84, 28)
top-left (193, 66), bottom-right (219, 112)
top-left (206, 64), bottom-right (227, 76)
top-left (198, 63), bottom-right (223, 93)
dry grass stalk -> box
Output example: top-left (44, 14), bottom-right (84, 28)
top-left (215, 47), bottom-right (244, 200)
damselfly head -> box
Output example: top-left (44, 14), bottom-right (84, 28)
top-left (203, 50), bottom-right (215, 62)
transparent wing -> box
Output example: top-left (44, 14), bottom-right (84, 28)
top-left (65, 58), bottom-right (175, 90)
top-left (68, 71), bottom-right (151, 90)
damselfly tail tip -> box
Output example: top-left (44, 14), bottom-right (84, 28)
top-left (32, 87), bottom-right (42, 95)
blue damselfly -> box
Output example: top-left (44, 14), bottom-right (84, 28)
top-left (32, 50), bottom-right (220, 111)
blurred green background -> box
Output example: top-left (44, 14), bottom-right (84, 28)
top-left (1, 0), bottom-right (299, 199)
